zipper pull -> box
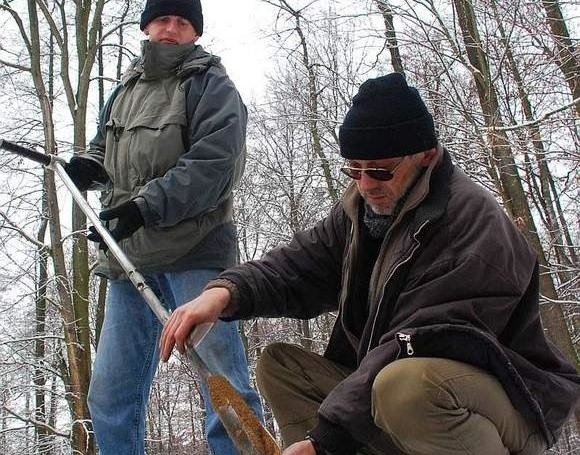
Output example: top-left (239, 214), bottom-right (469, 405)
top-left (397, 332), bottom-right (414, 356)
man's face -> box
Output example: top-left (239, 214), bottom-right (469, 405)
top-left (144, 15), bottom-right (199, 44)
top-left (348, 148), bottom-right (436, 215)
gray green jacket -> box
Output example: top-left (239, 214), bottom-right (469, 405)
top-left (84, 41), bottom-right (246, 278)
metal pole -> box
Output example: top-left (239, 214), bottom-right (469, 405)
top-left (52, 157), bottom-right (171, 323)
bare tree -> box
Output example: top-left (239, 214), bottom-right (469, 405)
top-left (540, 0), bottom-right (579, 116)
top-left (0, 0), bottom-right (136, 452)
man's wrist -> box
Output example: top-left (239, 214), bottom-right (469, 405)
top-left (204, 279), bottom-right (238, 317)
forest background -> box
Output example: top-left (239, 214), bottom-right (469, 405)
top-left (0, 0), bottom-right (578, 453)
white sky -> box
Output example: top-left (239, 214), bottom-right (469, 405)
top-left (196, 0), bottom-right (276, 103)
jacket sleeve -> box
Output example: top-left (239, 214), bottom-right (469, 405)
top-left (86, 85), bottom-right (121, 164)
top-left (217, 204), bottom-right (348, 320)
top-left (137, 66), bottom-right (247, 227)
top-left (73, 85), bottom-right (124, 187)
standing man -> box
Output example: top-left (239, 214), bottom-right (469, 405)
top-left (159, 73), bottom-right (580, 454)
top-left (63, 0), bottom-right (263, 453)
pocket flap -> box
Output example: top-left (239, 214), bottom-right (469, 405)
top-left (126, 113), bottom-right (186, 131)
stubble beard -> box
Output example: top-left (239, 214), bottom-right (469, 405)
top-left (363, 160), bottom-right (423, 216)
top-left (365, 198), bottom-right (394, 215)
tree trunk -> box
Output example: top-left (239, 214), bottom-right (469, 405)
top-left (452, 0), bottom-right (577, 365)
top-left (34, 175), bottom-right (50, 452)
top-left (284, 1), bottom-right (339, 202)
top-left (490, 1), bottom-right (577, 286)
top-left (541, 0), bottom-right (580, 116)
top-left (26, 0), bottom-right (93, 450)
top-left (374, 0), bottom-right (405, 74)
top-left (95, 277), bottom-right (107, 349)
top-left (299, 319), bottom-right (313, 351)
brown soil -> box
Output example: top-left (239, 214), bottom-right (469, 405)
top-left (208, 374), bottom-right (281, 455)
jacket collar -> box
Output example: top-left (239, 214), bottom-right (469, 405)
top-left (121, 43), bottom-right (221, 85)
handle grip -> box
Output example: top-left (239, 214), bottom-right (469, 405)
top-left (0, 139), bottom-right (52, 166)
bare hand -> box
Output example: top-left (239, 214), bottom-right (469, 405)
top-left (282, 440), bottom-right (316, 455)
top-left (159, 287), bottom-right (231, 362)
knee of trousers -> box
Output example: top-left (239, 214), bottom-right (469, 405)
top-left (255, 342), bottom-right (292, 400)
top-left (371, 358), bottom-right (445, 438)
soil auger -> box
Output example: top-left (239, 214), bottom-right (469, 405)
top-left (0, 139), bottom-right (282, 455)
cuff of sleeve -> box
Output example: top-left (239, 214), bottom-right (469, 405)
top-left (203, 278), bottom-right (240, 319)
top-left (133, 196), bottom-right (159, 227)
top-left (308, 416), bottom-right (360, 455)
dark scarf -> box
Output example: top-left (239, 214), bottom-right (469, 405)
top-left (362, 205), bottom-right (394, 239)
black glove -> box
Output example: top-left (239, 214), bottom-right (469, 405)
top-left (63, 156), bottom-right (103, 192)
top-left (87, 200), bottom-right (145, 244)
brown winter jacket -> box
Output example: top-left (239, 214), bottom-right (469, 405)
top-left (217, 148), bottom-right (580, 453)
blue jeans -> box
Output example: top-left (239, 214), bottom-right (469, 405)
top-left (88, 268), bottom-right (263, 455)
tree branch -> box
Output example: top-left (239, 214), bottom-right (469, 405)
top-left (2, 405), bottom-right (70, 438)
top-left (487, 98), bottom-right (579, 132)
top-left (0, 57), bottom-right (31, 72)
top-left (0, 210), bottom-right (47, 249)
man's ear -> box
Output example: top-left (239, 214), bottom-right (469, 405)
top-left (143, 25), bottom-right (150, 36)
top-left (420, 147), bottom-right (438, 166)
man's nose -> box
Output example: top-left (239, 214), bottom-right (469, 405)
top-left (165, 20), bottom-right (178, 32)
top-left (358, 171), bottom-right (379, 190)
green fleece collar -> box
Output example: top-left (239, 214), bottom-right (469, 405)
top-left (141, 40), bottom-right (195, 79)
top-left (121, 42), bottom-right (221, 84)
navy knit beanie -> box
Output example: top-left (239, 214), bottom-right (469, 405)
top-left (140, 0), bottom-right (203, 35)
top-left (339, 73), bottom-right (437, 159)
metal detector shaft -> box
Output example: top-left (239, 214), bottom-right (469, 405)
top-left (0, 139), bottom-right (51, 166)
top-left (56, 160), bottom-right (171, 322)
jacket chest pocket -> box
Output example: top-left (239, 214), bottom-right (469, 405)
top-left (125, 113), bottom-right (187, 185)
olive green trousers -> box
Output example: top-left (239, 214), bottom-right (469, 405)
top-left (256, 342), bottom-right (546, 454)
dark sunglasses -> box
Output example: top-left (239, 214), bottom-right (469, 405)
top-left (340, 159), bottom-right (405, 181)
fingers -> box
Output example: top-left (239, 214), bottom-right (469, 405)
top-left (99, 200), bottom-right (132, 221)
top-left (173, 312), bottom-right (195, 354)
top-left (86, 226), bottom-right (102, 243)
top-left (159, 289), bottom-right (231, 362)
top-left (97, 201), bottom-right (142, 242)
top-left (107, 225), bottom-right (124, 242)
top-left (281, 440), bottom-right (316, 455)
top-left (160, 313), bottom-right (180, 362)
top-left (160, 305), bottom-right (198, 362)
top-left (86, 226), bottom-right (108, 251)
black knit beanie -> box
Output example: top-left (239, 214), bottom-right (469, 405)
top-left (140, 0), bottom-right (203, 35)
top-left (339, 73), bottom-right (437, 159)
